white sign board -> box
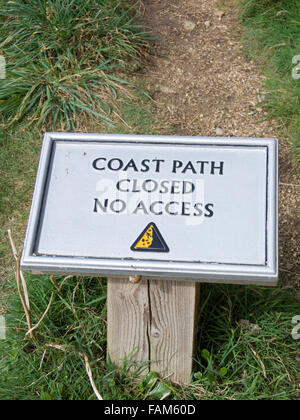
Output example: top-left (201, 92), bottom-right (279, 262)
top-left (21, 133), bottom-right (278, 285)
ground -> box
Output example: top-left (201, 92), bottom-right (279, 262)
top-left (141, 0), bottom-right (300, 291)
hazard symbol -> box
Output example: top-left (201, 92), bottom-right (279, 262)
top-left (131, 223), bottom-right (169, 253)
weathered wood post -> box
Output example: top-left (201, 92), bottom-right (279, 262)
top-left (21, 133), bottom-right (278, 386)
top-left (107, 278), bottom-right (200, 383)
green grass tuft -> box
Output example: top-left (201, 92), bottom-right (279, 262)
top-left (0, 0), bottom-right (151, 129)
top-left (0, 275), bottom-right (299, 400)
top-left (238, 0), bottom-right (300, 163)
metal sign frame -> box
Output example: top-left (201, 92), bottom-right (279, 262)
top-left (21, 133), bottom-right (278, 285)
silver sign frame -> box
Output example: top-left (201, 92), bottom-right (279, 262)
top-left (21, 133), bottom-right (278, 285)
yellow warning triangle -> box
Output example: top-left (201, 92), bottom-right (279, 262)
top-left (131, 222), bottom-right (169, 253)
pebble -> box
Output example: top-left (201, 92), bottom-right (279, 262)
top-left (183, 20), bottom-right (196, 32)
top-left (215, 127), bottom-right (224, 136)
top-left (159, 86), bottom-right (175, 94)
top-left (215, 10), bottom-right (225, 20)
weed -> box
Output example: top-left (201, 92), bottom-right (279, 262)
top-left (0, 0), bottom-right (151, 128)
top-left (0, 276), bottom-right (299, 400)
top-left (238, 0), bottom-right (300, 163)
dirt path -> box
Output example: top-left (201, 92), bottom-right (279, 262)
top-left (142, 0), bottom-right (300, 289)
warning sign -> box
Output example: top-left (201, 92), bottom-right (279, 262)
top-left (21, 133), bottom-right (278, 285)
top-left (131, 223), bottom-right (169, 253)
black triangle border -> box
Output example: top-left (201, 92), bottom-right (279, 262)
top-left (130, 222), bottom-right (170, 253)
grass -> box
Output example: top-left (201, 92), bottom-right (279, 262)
top-left (237, 0), bottom-right (300, 163)
top-left (0, 274), bottom-right (299, 400)
top-left (0, 0), bottom-right (151, 129)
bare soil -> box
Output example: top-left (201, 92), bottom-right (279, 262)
top-left (141, 0), bottom-right (300, 289)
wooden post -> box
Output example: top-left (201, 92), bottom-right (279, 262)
top-left (107, 277), bottom-right (200, 384)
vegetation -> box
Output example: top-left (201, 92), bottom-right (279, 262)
top-left (0, 0), bottom-right (150, 128)
top-left (238, 0), bottom-right (300, 163)
top-left (0, 275), bottom-right (299, 400)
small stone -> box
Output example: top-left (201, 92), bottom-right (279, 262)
top-left (215, 127), bottom-right (224, 136)
top-left (204, 21), bottom-right (211, 29)
top-left (215, 10), bottom-right (225, 20)
top-left (159, 86), bottom-right (175, 94)
top-left (183, 20), bottom-right (196, 32)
